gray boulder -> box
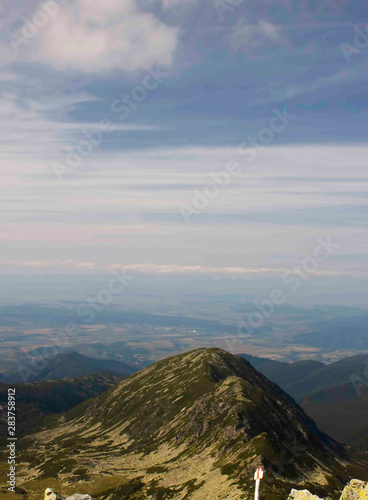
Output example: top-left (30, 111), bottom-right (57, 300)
top-left (339, 480), bottom-right (368, 500)
top-left (287, 480), bottom-right (368, 500)
top-left (66, 496), bottom-right (92, 500)
top-left (287, 489), bottom-right (324, 500)
top-left (44, 488), bottom-right (92, 500)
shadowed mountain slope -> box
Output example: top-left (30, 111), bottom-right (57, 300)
top-left (0, 374), bottom-right (118, 442)
top-left (301, 384), bottom-right (368, 451)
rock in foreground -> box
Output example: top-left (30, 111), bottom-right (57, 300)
top-left (44, 488), bottom-right (92, 500)
top-left (288, 480), bottom-right (368, 500)
top-left (287, 489), bottom-right (324, 500)
top-left (340, 479), bottom-right (368, 500)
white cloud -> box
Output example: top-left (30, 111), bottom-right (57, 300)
top-left (12, 0), bottom-right (178, 73)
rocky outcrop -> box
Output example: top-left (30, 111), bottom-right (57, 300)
top-left (287, 489), bottom-right (324, 500)
top-left (44, 488), bottom-right (91, 500)
top-left (44, 479), bottom-right (368, 500)
top-left (340, 480), bottom-right (368, 500)
top-left (287, 480), bottom-right (368, 500)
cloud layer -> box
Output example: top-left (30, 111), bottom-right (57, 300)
top-left (1, 145), bottom-right (367, 279)
top-left (2, 260), bottom-right (364, 278)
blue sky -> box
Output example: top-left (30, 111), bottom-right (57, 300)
top-left (0, 0), bottom-right (367, 296)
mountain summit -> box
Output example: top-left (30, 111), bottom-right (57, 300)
top-left (18, 348), bottom-right (363, 499)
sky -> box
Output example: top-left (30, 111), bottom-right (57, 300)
top-left (0, 0), bottom-right (367, 301)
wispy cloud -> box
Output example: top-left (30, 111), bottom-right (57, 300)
top-left (0, 93), bottom-right (161, 162)
top-left (229, 18), bottom-right (288, 53)
top-left (1, 144), bottom-right (367, 280)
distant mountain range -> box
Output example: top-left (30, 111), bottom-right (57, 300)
top-left (3, 351), bottom-right (134, 383)
top-left (239, 353), bottom-right (368, 401)
top-left (0, 373), bottom-right (118, 443)
top-left (13, 348), bottom-right (368, 500)
top-left (293, 314), bottom-right (368, 350)
top-left (240, 353), bottom-right (368, 449)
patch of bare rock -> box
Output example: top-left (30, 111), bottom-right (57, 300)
top-left (288, 479), bottom-right (368, 500)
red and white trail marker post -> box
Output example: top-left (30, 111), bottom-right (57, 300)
top-left (254, 466), bottom-right (264, 500)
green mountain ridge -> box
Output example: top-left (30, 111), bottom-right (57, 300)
top-left (11, 348), bottom-right (368, 500)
